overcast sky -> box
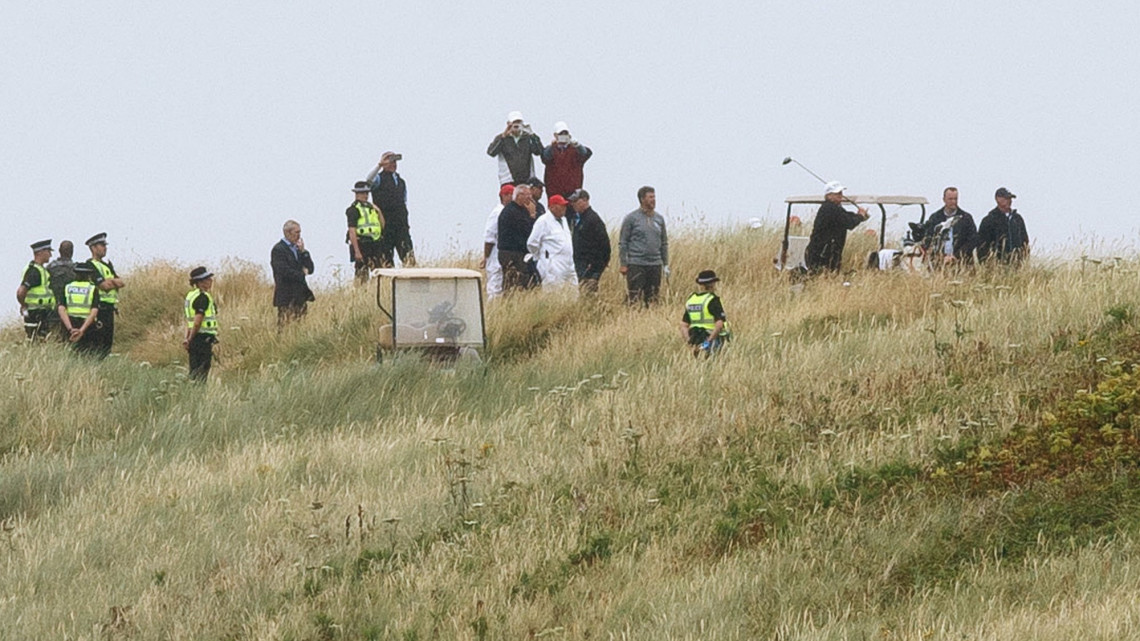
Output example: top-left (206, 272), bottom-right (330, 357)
top-left (5, 1), bottom-right (1139, 318)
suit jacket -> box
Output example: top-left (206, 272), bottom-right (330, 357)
top-left (271, 240), bottom-right (315, 308)
top-left (922, 207), bottom-right (978, 260)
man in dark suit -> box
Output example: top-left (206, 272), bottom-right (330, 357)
top-left (271, 219), bottom-right (315, 327)
top-left (976, 187), bottom-right (1029, 265)
top-left (920, 186), bottom-right (978, 267)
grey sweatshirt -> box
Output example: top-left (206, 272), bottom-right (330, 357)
top-left (619, 209), bottom-right (668, 266)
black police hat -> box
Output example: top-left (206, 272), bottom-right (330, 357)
top-left (31, 239), bottom-right (53, 252)
top-left (696, 270), bottom-right (720, 284)
top-left (85, 232), bottom-right (108, 246)
top-left (352, 181), bottom-right (371, 193)
top-left (74, 261), bottom-right (96, 275)
top-left (189, 266), bottom-right (215, 283)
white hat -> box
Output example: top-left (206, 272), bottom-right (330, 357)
top-left (553, 121), bottom-right (569, 134)
top-left (507, 110), bottom-right (524, 123)
top-left (824, 181), bottom-right (845, 195)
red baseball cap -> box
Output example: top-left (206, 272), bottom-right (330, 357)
top-left (548, 195), bottom-right (568, 206)
top-left (499, 184), bottom-right (515, 197)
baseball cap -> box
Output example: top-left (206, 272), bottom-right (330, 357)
top-left (553, 121), bottom-right (569, 134)
top-left (824, 181), bottom-right (845, 195)
top-left (548, 195), bottom-right (568, 206)
top-left (995, 187), bottom-right (1017, 199)
top-left (499, 184), bottom-right (515, 197)
top-left (507, 110), bottom-right (524, 123)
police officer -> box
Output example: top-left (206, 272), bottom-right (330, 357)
top-left (347, 180), bottom-right (386, 283)
top-left (16, 239), bottom-right (57, 341)
top-left (183, 266), bottom-right (218, 382)
top-left (680, 270), bottom-right (729, 357)
top-left (57, 262), bottom-right (101, 355)
top-left (86, 232), bottom-right (126, 359)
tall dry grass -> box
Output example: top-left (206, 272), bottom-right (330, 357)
top-left (2, 225), bottom-right (1140, 639)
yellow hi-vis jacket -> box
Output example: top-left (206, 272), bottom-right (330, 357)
top-left (354, 202), bottom-right (383, 241)
top-left (184, 289), bottom-right (218, 335)
top-left (64, 281), bottom-right (97, 318)
top-left (24, 263), bottom-right (54, 310)
top-left (684, 292), bottom-right (717, 330)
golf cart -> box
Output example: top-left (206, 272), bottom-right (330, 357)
top-left (374, 268), bottom-right (486, 363)
top-left (776, 194), bottom-right (929, 272)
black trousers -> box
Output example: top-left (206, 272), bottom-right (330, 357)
top-left (276, 303), bottom-right (308, 328)
top-left (23, 308), bottom-right (57, 341)
top-left (68, 316), bottom-right (101, 356)
top-left (188, 333), bottom-right (216, 381)
top-left (93, 306), bottom-right (115, 359)
top-left (379, 226), bottom-right (416, 267)
top-left (354, 239), bottom-right (384, 280)
top-left (498, 250), bottom-right (539, 292)
top-left (625, 264), bottom-right (662, 306)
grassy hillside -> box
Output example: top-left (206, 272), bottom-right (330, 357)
top-left (4, 227), bottom-right (1140, 640)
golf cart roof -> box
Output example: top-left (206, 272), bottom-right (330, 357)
top-left (784, 195), bottom-right (929, 205)
top-left (375, 268), bottom-right (482, 279)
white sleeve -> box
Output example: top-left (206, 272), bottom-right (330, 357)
top-left (526, 216), bottom-right (545, 256)
top-left (483, 207), bottom-right (501, 244)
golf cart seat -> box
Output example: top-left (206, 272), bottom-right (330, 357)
top-left (374, 268), bottom-right (486, 363)
top-left (776, 235), bottom-right (809, 271)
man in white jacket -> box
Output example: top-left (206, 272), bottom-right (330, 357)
top-left (526, 194), bottom-right (578, 291)
top-left (480, 184), bottom-right (515, 299)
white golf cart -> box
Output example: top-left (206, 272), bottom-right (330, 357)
top-left (776, 194), bottom-right (930, 272)
top-left (374, 268), bottom-right (486, 363)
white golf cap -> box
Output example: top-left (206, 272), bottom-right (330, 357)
top-left (553, 121), bottom-right (569, 133)
top-left (507, 110), bottom-right (524, 123)
top-left (824, 181), bottom-right (846, 194)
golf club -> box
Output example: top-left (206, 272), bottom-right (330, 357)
top-left (781, 156), bottom-right (828, 185)
top-left (781, 156), bottom-right (864, 209)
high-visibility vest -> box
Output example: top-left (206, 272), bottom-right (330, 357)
top-left (91, 260), bottom-right (119, 305)
top-left (685, 292), bottom-right (717, 330)
top-left (354, 202), bottom-right (383, 241)
top-left (24, 262), bottom-right (54, 310)
top-left (64, 281), bottom-right (97, 318)
top-left (184, 289), bottom-right (218, 335)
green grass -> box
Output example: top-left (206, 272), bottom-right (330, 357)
top-left (4, 226), bottom-right (1140, 639)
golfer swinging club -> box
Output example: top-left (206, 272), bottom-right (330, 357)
top-left (804, 181), bottom-right (870, 273)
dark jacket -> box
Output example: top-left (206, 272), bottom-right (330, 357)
top-left (487, 133), bottom-right (543, 184)
top-left (271, 240), bottom-right (315, 308)
top-left (541, 143), bottom-right (592, 197)
top-left (571, 206), bottom-right (610, 271)
top-left (805, 201), bottom-right (866, 272)
top-left (922, 207), bottom-right (978, 260)
top-left (369, 171), bottom-right (409, 229)
top-left (976, 208), bottom-right (1029, 263)
top-left (496, 202), bottom-right (536, 253)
